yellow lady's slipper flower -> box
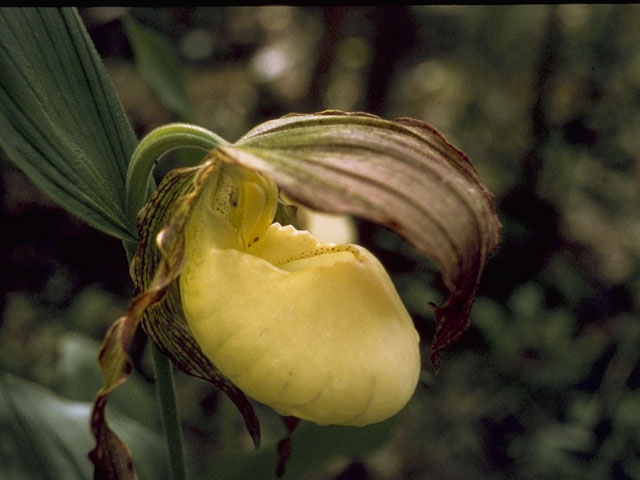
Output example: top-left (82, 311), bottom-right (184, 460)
top-left (179, 164), bottom-right (421, 426)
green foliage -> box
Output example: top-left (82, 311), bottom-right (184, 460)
top-left (123, 15), bottom-right (193, 121)
top-left (0, 373), bottom-right (167, 480)
top-left (0, 8), bottom-right (138, 241)
top-left (208, 420), bottom-right (396, 480)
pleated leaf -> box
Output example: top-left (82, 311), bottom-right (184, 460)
top-left (0, 8), bottom-right (137, 241)
top-left (0, 374), bottom-right (166, 480)
top-left (218, 111), bottom-right (501, 367)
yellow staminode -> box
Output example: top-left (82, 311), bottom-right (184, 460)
top-left (180, 164), bottom-right (420, 426)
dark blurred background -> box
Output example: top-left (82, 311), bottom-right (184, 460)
top-left (1, 6), bottom-right (639, 480)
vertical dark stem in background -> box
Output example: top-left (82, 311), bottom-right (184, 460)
top-left (520, 6), bottom-right (560, 193)
top-left (306, 7), bottom-right (351, 111)
top-left (0, 160), bottom-right (6, 325)
top-left (364, 7), bottom-right (417, 116)
top-left (481, 6), bottom-right (563, 300)
top-left (356, 7), bottom-right (419, 283)
top-left (303, 7), bottom-right (418, 115)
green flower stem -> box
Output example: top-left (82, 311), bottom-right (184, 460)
top-left (152, 342), bottom-right (187, 480)
top-left (125, 123), bottom-right (228, 225)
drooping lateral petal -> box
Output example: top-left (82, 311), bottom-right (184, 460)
top-left (90, 165), bottom-right (209, 480)
top-left (90, 160), bottom-right (261, 479)
top-left (216, 111), bottom-right (501, 367)
top-left (89, 317), bottom-right (136, 480)
top-left (129, 160), bottom-right (261, 446)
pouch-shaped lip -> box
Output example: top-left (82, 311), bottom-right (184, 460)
top-left (181, 216), bottom-right (421, 426)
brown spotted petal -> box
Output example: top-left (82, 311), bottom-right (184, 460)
top-left (132, 163), bottom-right (260, 445)
top-left (217, 111), bottom-right (501, 367)
top-left (129, 160), bottom-right (261, 445)
top-left (90, 160), bottom-right (260, 479)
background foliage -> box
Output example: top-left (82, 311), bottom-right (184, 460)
top-left (1, 6), bottom-right (639, 480)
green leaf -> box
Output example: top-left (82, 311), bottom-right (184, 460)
top-left (0, 374), bottom-right (167, 480)
top-left (123, 15), bottom-right (193, 121)
top-left (55, 332), bottom-right (158, 430)
top-left (218, 111), bottom-right (502, 367)
top-left (208, 419), bottom-right (397, 480)
top-left (0, 8), bottom-right (138, 241)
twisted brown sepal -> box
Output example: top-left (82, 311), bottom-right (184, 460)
top-left (89, 317), bottom-right (136, 480)
top-left (217, 111), bottom-right (502, 368)
top-left (90, 160), bottom-right (260, 479)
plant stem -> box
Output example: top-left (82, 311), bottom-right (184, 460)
top-left (125, 123), bottom-right (228, 224)
top-left (152, 342), bottom-right (187, 480)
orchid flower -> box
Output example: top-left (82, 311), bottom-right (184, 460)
top-left (0, 9), bottom-right (500, 479)
top-left (180, 162), bottom-right (421, 426)
top-left (83, 111), bottom-right (501, 479)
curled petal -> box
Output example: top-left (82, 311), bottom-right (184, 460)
top-left (218, 111), bottom-right (501, 366)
